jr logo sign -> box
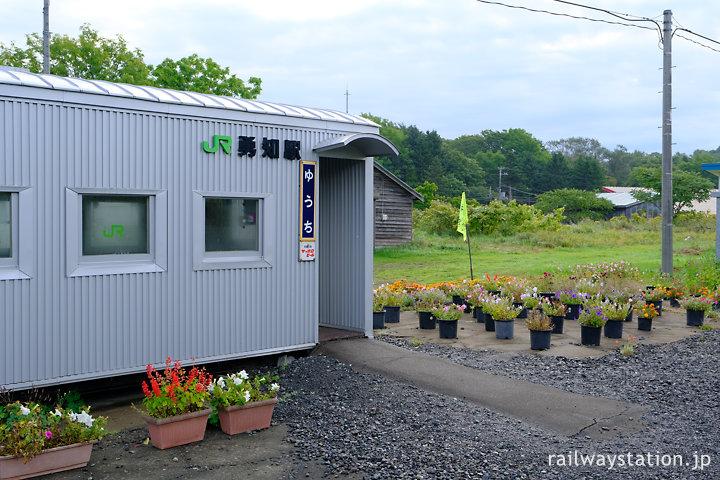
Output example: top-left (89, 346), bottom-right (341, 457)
top-left (202, 135), bottom-right (232, 154)
top-left (102, 225), bottom-right (125, 238)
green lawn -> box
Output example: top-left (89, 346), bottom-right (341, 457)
top-left (374, 220), bottom-right (715, 285)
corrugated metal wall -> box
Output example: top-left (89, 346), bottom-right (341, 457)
top-left (0, 95), bottom-right (372, 389)
top-left (318, 158), bottom-right (368, 332)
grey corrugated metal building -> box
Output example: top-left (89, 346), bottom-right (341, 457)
top-left (0, 67), bottom-right (397, 390)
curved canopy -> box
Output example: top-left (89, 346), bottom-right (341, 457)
top-left (313, 133), bottom-right (399, 157)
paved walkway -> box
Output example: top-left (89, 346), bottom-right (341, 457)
top-left (316, 338), bottom-right (647, 439)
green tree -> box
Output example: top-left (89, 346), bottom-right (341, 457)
top-left (535, 188), bottom-right (614, 223)
top-left (570, 156), bottom-right (607, 191)
top-left (150, 54), bottom-right (261, 98)
top-left (631, 167), bottom-right (713, 216)
top-left (413, 181), bottom-right (438, 209)
top-left (0, 25), bottom-right (261, 99)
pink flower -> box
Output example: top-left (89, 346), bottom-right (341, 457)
top-left (45, 430), bottom-right (52, 439)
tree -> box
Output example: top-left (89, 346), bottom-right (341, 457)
top-left (0, 24), bottom-right (261, 99)
top-left (535, 188), bottom-right (614, 223)
top-left (569, 156), bottom-right (607, 191)
top-left (545, 137), bottom-right (610, 162)
top-left (631, 167), bottom-right (713, 216)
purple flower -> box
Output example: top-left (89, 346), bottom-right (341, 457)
top-left (45, 430), bottom-right (52, 439)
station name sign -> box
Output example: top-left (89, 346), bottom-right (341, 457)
top-left (202, 135), bottom-right (301, 160)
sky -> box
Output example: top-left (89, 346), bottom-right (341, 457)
top-left (1, 0), bottom-right (719, 155)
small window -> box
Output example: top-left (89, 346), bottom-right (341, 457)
top-left (0, 192), bottom-right (10, 258)
top-left (205, 198), bottom-right (259, 252)
top-left (192, 191), bottom-right (273, 270)
top-left (82, 195), bottom-right (149, 256)
top-left (66, 188), bottom-right (167, 277)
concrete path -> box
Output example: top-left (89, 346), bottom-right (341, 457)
top-left (316, 338), bottom-right (646, 439)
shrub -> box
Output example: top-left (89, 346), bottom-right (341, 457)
top-left (535, 188), bottom-right (615, 223)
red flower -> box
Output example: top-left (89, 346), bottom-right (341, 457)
top-left (142, 381), bottom-right (152, 398)
top-left (195, 384), bottom-right (204, 393)
top-left (151, 379), bottom-right (162, 397)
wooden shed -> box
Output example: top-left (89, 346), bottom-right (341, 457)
top-left (373, 162), bottom-right (424, 248)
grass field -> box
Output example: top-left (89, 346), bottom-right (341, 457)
top-left (373, 216), bottom-right (716, 285)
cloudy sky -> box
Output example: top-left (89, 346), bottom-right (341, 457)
top-left (1, 0), bottom-right (719, 154)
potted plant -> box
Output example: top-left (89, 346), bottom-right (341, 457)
top-left (601, 302), bottom-right (631, 339)
top-left (643, 288), bottom-right (665, 316)
top-left (481, 274), bottom-right (502, 295)
top-left (372, 289), bottom-right (386, 329)
top-left (541, 298), bottom-right (566, 334)
top-left (534, 272), bottom-right (557, 297)
top-left (681, 296), bottom-right (714, 327)
top-left (525, 310), bottom-right (553, 350)
top-left (0, 402), bottom-right (106, 480)
top-left (139, 357), bottom-right (214, 449)
top-left (664, 284), bottom-right (683, 308)
top-left (501, 281), bottom-right (528, 318)
top-left (210, 371), bottom-right (281, 435)
top-left (414, 289), bottom-right (446, 329)
top-left (557, 290), bottom-right (585, 320)
top-left (432, 304), bottom-right (466, 338)
top-left (378, 287), bottom-right (408, 324)
top-left (634, 303), bottom-right (659, 331)
top-left (577, 305), bottom-right (607, 346)
top-left (483, 296), bottom-right (523, 339)
top-left (521, 291), bottom-right (541, 312)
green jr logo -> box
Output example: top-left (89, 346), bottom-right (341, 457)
top-left (202, 135), bottom-right (232, 154)
top-left (103, 225), bottom-right (125, 238)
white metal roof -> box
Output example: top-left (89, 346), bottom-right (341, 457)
top-left (0, 67), bottom-right (378, 127)
top-left (598, 191), bottom-right (643, 207)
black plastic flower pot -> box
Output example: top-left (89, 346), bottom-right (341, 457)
top-left (418, 311), bottom-right (436, 329)
top-left (580, 324), bottom-right (602, 346)
top-left (565, 304), bottom-right (582, 320)
top-left (474, 306), bottom-right (485, 323)
top-left (647, 300), bottom-right (662, 316)
top-left (384, 305), bottom-right (401, 323)
top-left (550, 315), bottom-right (564, 334)
top-left (485, 315), bottom-right (496, 332)
top-left (670, 298), bottom-right (681, 308)
top-left (604, 319), bottom-right (624, 339)
top-left (637, 317), bottom-right (653, 331)
top-left (452, 295), bottom-right (463, 306)
top-left (539, 292), bottom-right (555, 299)
top-left (624, 309), bottom-right (633, 322)
top-left (513, 302), bottom-right (528, 319)
top-left (437, 319), bottom-right (458, 339)
top-left (686, 309), bottom-right (705, 327)
top-left (529, 329), bottom-right (552, 350)
top-left (494, 319), bottom-right (514, 339)
top-left (373, 311), bottom-right (385, 329)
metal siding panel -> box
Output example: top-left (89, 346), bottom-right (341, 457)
top-left (0, 95), bottom-right (375, 389)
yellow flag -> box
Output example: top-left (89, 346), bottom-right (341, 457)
top-left (457, 192), bottom-right (469, 241)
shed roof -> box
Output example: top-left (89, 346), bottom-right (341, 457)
top-left (0, 67), bottom-right (377, 127)
top-left (597, 191), bottom-right (643, 208)
top-left (373, 162), bottom-right (424, 201)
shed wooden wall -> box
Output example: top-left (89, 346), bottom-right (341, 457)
top-left (373, 168), bottom-right (414, 247)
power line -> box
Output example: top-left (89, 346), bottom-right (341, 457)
top-left (475, 0), bottom-right (658, 32)
top-left (551, 0), bottom-right (660, 31)
top-left (674, 32), bottom-right (720, 54)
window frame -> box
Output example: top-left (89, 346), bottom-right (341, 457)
top-left (66, 188), bottom-right (167, 277)
top-left (193, 191), bottom-right (273, 270)
top-left (0, 187), bottom-right (33, 281)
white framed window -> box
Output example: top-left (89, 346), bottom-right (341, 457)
top-left (0, 187), bottom-right (33, 280)
top-left (66, 188), bottom-right (167, 277)
top-left (193, 191), bottom-right (273, 270)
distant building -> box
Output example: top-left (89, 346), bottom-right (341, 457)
top-left (599, 187), bottom-right (660, 218)
top-left (373, 162), bottom-right (424, 247)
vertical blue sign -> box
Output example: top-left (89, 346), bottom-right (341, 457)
top-left (300, 161), bottom-right (316, 241)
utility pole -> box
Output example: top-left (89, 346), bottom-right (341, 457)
top-left (661, 10), bottom-right (673, 274)
top-left (43, 0), bottom-right (50, 74)
top-left (344, 85), bottom-right (350, 113)
top-left (498, 167), bottom-right (508, 200)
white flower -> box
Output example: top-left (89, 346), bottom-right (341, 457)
top-left (68, 412), bottom-right (78, 422)
top-left (75, 411), bottom-right (94, 428)
top-left (51, 409), bottom-right (63, 417)
top-left (243, 391), bottom-right (250, 403)
top-left (239, 370), bottom-right (249, 380)
top-left (217, 377), bottom-right (226, 389)
top-left (270, 383), bottom-right (280, 392)
top-left (19, 405), bottom-right (30, 415)
top-left (233, 376), bottom-right (243, 385)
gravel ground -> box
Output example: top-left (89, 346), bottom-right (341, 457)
top-left (271, 330), bottom-right (720, 479)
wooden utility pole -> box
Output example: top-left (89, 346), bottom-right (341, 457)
top-left (661, 10), bottom-right (673, 274)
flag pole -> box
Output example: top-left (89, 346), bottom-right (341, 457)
top-left (466, 229), bottom-right (474, 280)
top-left (457, 192), bottom-right (474, 280)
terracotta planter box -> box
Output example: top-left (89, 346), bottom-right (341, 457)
top-left (0, 441), bottom-right (95, 480)
top-left (217, 398), bottom-right (278, 435)
top-left (140, 408), bottom-right (212, 450)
